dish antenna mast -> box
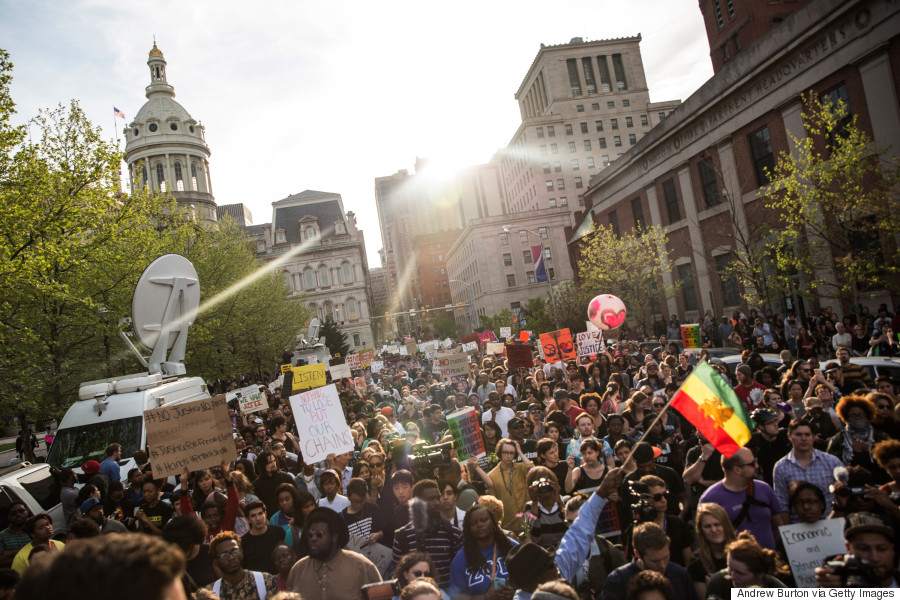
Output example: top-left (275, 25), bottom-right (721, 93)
top-left (119, 254), bottom-right (200, 377)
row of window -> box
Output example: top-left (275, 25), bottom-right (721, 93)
top-left (285, 263), bottom-right (356, 291)
top-left (539, 134), bottom-right (636, 155)
top-left (566, 55), bottom-right (628, 97)
top-left (506, 269), bottom-right (556, 287)
top-left (311, 298), bottom-right (361, 322)
top-left (138, 161), bottom-right (201, 193)
top-left (545, 177), bottom-right (585, 191)
top-left (498, 226), bottom-right (549, 246)
top-left (536, 115), bottom-right (645, 139)
top-left (712, 0), bottom-right (736, 29)
top-left (502, 247), bottom-right (553, 266)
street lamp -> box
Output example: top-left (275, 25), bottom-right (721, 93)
top-left (504, 225), bottom-right (559, 330)
top-left (449, 279), bottom-right (477, 332)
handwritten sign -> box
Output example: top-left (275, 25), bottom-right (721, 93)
top-left (434, 352), bottom-right (469, 378)
top-left (461, 333), bottom-right (481, 345)
top-left (486, 342), bottom-right (505, 355)
top-left (539, 329), bottom-right (576, 362)
top-left (292, 363), bottom-right (327, 391)
top-left (329, 361), bottom-right (351, 379)
top-left (441, 338), bottom-right (453, 349)
top-left (779, 518), bottom-right (846, 587)
top-left (405, 341), bottom-right (418, 355)
top-left (226, 385), bottom-right (267, 415)
top-left (479, 330), bottom-right (498, 343)
top-left (447, 407), bottom-right (486, 461)
top-left (576, 331), bottom-right (603, 356)
top-left (145, 395), bottom-right (233, 479)
top-left (500, 327), bottom-right (511, 339)
top-left (371, 360), bottom-right (384, 373)
top-left (347, 350), bottom-right (375, 370)
top-left (681, 324), bottom-right (702, 349)
top-left (506, 344), bottom-right (533, 368)
top-left (462, 341), bottom-right (478, 353)
top-left (386, 345), bottom-right (399, 354)
top-left (399, 345), bottom-right (409, 356)
top-left (289, 384), bottom-right (354, 463)
top-left (280, 364), bottom-right (293, 374)
top-left (346, 534), bottom-right (394, 578)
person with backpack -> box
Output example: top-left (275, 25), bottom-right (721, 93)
top-left (697, 447), bottom-right (788, 550)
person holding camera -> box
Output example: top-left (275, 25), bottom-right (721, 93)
top-left (827, 466), bottom-right (900, 528)
top-left (622, 475), bottom-right (692, 567)
top-left (815, 511), bottom-right (898, 588)
top-left (525, 468), bottom-right (567, 550)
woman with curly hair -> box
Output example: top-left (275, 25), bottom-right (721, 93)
top-left (449, 504), bottom-right (517, 600)
top-left (626, 570), bottom-right (674, 600)
top-left (874, 439), bottom-right (900, 495)
top-left (688, 503), bottom-right (737, 598)
top-left (826, 395), bottom-right (892, 482)
top-left (706, 532), bottom-right (787, 594)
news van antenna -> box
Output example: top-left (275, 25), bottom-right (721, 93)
top-left (119, 254), bottom-right (200, 377)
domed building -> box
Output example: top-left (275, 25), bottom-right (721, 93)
top-left (124, 43), bottom-right (217, 222)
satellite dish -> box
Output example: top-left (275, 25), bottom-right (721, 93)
top-left (131, 254), bottom-right (200, 376)
top-left (307, 318), bottom-right (320, 341)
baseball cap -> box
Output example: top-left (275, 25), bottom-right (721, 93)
top-left (457, 488), bottom-right (479, 511)
top-left (80, 497), bottom-right (101, 514)
top-left (82, 460), bottom-right (101, 475)
top-left (735, 364), bottom-right (753, 378)
top-left (845, 511), bottom-right (893, 540)
top-left (804, 397), bottom-right (823, 409)
top-left (631, 442), bottom-right (662, 463)
top-left (553, 389), bottom-right (569, 402)
top-left (380, 406), bottom-right (394, 416)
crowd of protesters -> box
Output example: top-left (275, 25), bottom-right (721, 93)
top-left (0, 303), bottom-right (899, 600)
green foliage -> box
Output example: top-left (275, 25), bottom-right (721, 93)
top-left (479, 308), bottom-right (516, 336)
top-left (762, 93), bottom-right (900, 306)
top-left (431, 310), bottom-right (459, 338)
top-left (521, 297), bottom-right (553, 335)
top-left (576, 224), bottom-right (677, 329)
top-left (320, 317), bottom-right (349, 357)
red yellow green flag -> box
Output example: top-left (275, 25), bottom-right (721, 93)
top-left (670, 361), bottom-right (753, 458)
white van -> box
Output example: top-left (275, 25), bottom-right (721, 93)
top-left (46, 373), bottom-right (210, 482)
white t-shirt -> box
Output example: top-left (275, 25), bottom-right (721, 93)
top-left (482, 406), bottom-right (515, 437)
top-left (317, 494), bottom-right (350, 513)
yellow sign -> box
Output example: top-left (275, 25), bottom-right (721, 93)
top-left (280, 363), bottom-right (293, 374)
top-left (291, 363), bottom-right (327, 391)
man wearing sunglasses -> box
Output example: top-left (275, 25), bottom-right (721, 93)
top-left (622, 475), bottom-right (693, 567)
top-left (698, 447), bottom-right (788, 550)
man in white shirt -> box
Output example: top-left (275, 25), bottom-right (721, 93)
top-left (832, 323), bottom-right (852, 352)
top-left (481, 391), bottom-right (515, 437)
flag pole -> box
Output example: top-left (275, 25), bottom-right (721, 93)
top-left (619, 399), bottom-right (675, 474)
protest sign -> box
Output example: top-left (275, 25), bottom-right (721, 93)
top-left (441, 338), bottom-right (453, 349)
top-left (519, 330), bottom-right (531, 342)
top-left (462, 341), bottom-right (478, 353)
top-left (405, 341), bottom-right (418, 355)
top-left (347, 350), bottom-right (375, 370)
top-left (329, 361), bottom-right (351, 379)
top-left (479, 330), bottom-right (498, 343)
top-left (506, 344), bottom-right (533, 368)
top-left (280, 364), bottom-right (293, 374)
top-left (461, 333), bottom-right (480, 345)
top-left (486, 342), bottom-right (505, 355)
top-left (434, 352), bottom-right (469, 377)
top-left (346, 535), bottom-right (393, 578)
top-left (268, 374), bottom-right (283, 393)
top-left (399, 345), bottom-right (409, 356)
top-left (500, 327), bottom-right (511, 339)
top-left (596, 500), bottom-right (622, 538)
top-left (681, 324), bottom-right (702, 348)
top-left (446, 407), bottom-right (486, 461)
top-left (371, 360), bottom-right (384, 373)
top-left (289, 384), bottom-right (354, 463)
top-left (779, 518), bottom-right (846, 587)
top-left (226, 385), bottom-right (267, 415)
top-left (145, 395), bottom-right (233, 479)
top-left (292, 363), bottom-right (327, 391)
top-left (386, 345), bottom-right (399, 354)
top-left (425, 350), bottom-right (435, 360)
top-left (539, 329), bottom-right (576, 362)
top-left (576, 331), bottom-right (603, 356)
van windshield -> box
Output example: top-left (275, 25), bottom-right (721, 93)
top-left (46, 417), bottom-right (143, 469)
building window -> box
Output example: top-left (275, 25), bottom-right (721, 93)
top-left (547, 126), bottom-right (555, 137)
top-left (342, 262), bottom-right (353, 283)
top-left (579, 122), bottom-right (588, 134)
top-left (609, 210), bottom-right (620, 237)
top-left (549, 161), bottom-right (558, 172)
top-left (581, 57), bottom-right (597, 94)
top-left (155, 163), bottom-right (166, 192)
top-left (557, 179), bottom-right (565, 190)
top-left (596, 120), bottom-right (603, 132)
top-left (540, 145), bottom-right (547, 155)
top-left (275, 230), bottom-right (286, 244)
top-left (560, 197), bottom-right (568, 207)
top-left (527, 271), bottom-right (537, 284)
top-left (698, 157), bottom-right (721, 208)
top-left (584, 140), bottom-right (592, 151)
top-left (678, 263), bottom-right (698, 310)
top-left (549, 267), bottom-right (556, 280)
top-left (715, 253), bottom-right (740, 306)
top-left (714, 0), bottom-right (724, 28)
top-left (629, 133), bottom-right (637, 145)
top-left (641, 115), bottom-right (649, 127)
top-left (566, 59), bottom-right (582, 96)
top-left (565, 124), bottom-right (573, 135)
top-left (190, 163), bottom-right (198, 191)
top-left (546, 180), bottom-right (554, 191)
top-left (611, 118), bottom-right (618, 130)
top-left (503, 253), bottom-right (512, 266)
top-left (544, 247), bottom-right (552, 261)
top-left (577, 195), bottom-right (584, 206)
top-left (519, 230), bottom-right (528, 244)
top-left (353, 333), bottom-right (361, 347)
top-left (631, 197), bottom-right (645, 230)
top-left (551, 144), bottom-right (558, 154)
top-left (523, 250), bottom-right (531, 264)
top-left (539, 226), bottom-right (548, 239)
top-left (726, 0), bottom-right (734, 19)
top-left (591, 103), bottom-right (600, 110)
top-left (626, 117), bottom-right (633, 128)
top-left (748, 126), bottom-right (775, 187)
top-left (507, 274), bottom-right (516, 287)
top-left (607, 101), bottom-right (615, 109)
top-left (587, 157), bottom-right (595, 168)
top-left (599, 138), bottom-right (607, 149)
top-left (662, 178), bottom-right (681, 223)
top-left (348, 298), bottom-right (358, 319)
top-left (304, 268), bottom-right (315, 289)
top-left (602, 156), bottom-right (610, 166)
top-left (537, 127), bottom-right (544, 138)
top-left (572, 159), bottom-right (580, 170)
top-left (543, 162), bottom-right (551, 174)
top-left (577, 104), bottom-right (585, 112)
top-left (319, 266), bottom-right (330, 287)
top-left (256, 240), bottom-right (266, 253)
top-left (820, 82), bottom-right (852, 143)
top-left (596, 55), bottom-right (612, 92)
top-left (500, 233), bottom-right (509, 245)
top-left (659, 112), bottom-right (667, 121)
top-left (575, 177), bottom-right (583, 189)
top-left (549, 197), bottom-right (557, 208)
top-left (568, 142), bottom-right (576, 153)
top-left (614, 136), bottom-right (622, 147)
top-left (623, 99), bottom-right (630, 107)
top-left (174, 162), bottom-right (184, 191)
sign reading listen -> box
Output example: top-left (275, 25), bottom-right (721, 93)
top-left (289, 384), bottom-right (354, 463)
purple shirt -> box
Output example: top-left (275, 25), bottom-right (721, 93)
top-left (699, 480), bottom-right (783, 549)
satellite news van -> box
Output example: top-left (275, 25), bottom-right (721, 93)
top-left (46, 255), bottom-right (211, 482)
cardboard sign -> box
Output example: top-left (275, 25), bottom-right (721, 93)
top-left (371, 360), bottom-right (384, 373)
top-left (576, 331), bottom-right (603, 356)
top-left (446, 407), bottom-right (486, 461)
top-left (681, 324), bottom-right (702, 349)
top-left (441, 338), bottom-right (453, 349)
top-left (486, 342), bottom-right (505, 355)
top-left (386, 345), bottom-right (399, 354)
top-left (226, 385), bottom-right (268, 415)
top-left (289, 384), bottom-right (354, 463)
top-left (539, 329), bottom-right (576, 362)
top-left (506, 343), bottom-right (533, 368)
top-left (461, 333), bottom-right (481, 345)
top-left (434, 352), bottom-right (469, 378)
top-left (346, 534), bottom-right (394, 578)
top-left (329, 362), bottom-right (351, 379)
top-left (399, 345), bottom-right (409, 356)
top-left (280, 364), bottom-right (293, 374)
top-left (779, 518), bottom-right (846, 587)
top-left (462, 341), bottom-right (478, 353)
top-left (500, 327), bottom-right (512, 339)
top-left (405, 341), bottom-right (418, 355)
top-left (292, 363), bottom-right (327, 391)
top-left (145, 395), bottom-right (233, 479)
top-left (347, 350), bottom-right (375, 370)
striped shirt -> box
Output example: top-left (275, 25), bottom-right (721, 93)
top-left (772, 449), bottom-right (844, 517)
top-left (392, 521), bottom-right (463, 588)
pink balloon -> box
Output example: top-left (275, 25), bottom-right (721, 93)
top-left (587, 294), bottom-right (627, 331)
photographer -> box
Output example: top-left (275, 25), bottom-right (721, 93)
top-left (828, 466), bottom-right (900, 528)
top-left (525, 467), bottom-right (567, 550)
top-left (623, 476), bottom-right (692, 566)
top-left (815, 512), bottom-right (898, 588)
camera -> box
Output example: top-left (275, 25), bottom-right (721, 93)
top-left (835, 485), bottom-right (868, 498)
top-left (628, 481), bottom-right (657, 523)
top-left (409, 441), bottom-right (454, 479)
top-left (826, 554), bottom-right (878, 588)
top-left (530, 477), bottom-right (554, 494)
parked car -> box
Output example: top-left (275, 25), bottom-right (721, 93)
top-left (0, 463), bottom-right (64, 533)
top-left (844, 356), bottom-right (900, 383)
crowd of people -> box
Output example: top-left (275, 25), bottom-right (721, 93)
top-left (1, 305), bottom-right (900, 600)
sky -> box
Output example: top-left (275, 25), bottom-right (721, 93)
top-left (0, 0), bottom-right (714, 265)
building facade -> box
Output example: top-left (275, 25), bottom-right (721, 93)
top-left (245, 190), bottom-right (375, 350)
top-left (124, 44), bottom-right (217, 222)
top-left (569, 0), bottom-right (900, 322)
top-left (217, 203), bottom-right (253, 226)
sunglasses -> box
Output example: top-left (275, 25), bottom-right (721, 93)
top-left (530, 408), bottom-right (542, 413)
top-left (652, 403), bottom-right (665, 408)
top-left (650, 493), bottom-right (666, 501)
top-left (369, 461), bottom-right (384, 467)
top-left (410, 570), bottom-right (431, 578)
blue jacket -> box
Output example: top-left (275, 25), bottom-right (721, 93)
top-left (602, 559), bottom-right (698, 600)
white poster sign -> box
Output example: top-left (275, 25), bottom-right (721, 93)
top-left (231, 385), bottom-right (267, 415)
top-left (462, 341), bottom-right (478, 353)
top-left (399, 346), bottom-right (409, 356)
top-left (307, 355), bottom-right (318, 364)
top-left (500, 327), bottom-right (511, 339)
top-left (329, 362), bottom-right (351, 379)
top-left (387, 345), bottom-right (399, 354)
top-left (371, 360), bottom-right (384, 373)
top-left (576, 331), bottom-right (603, 356)
top-left (486, 342), bottom-right (505, 355)
top-left (289, 384), bottom-right (354, 463)
top-left (778, 518), bottom-right (846, 588)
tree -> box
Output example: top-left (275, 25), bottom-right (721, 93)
top-left (576, 224), bottom-right (678, 330)
top-left (320, 317), bottom-right (349, 357)
top-left (521, 297), bottom-right (553, 335)
top-left (479, 308), bottom-right (516, 336)
top-left (762, 93), bottom-right (900, 308)
top-left (431, 310), bottom-right (459, 338)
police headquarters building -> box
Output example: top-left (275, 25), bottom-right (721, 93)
top-left (567, 0), bottom-right (900, 321)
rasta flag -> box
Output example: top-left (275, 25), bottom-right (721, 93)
top-left (670, 361), bottom-right (753, 458)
